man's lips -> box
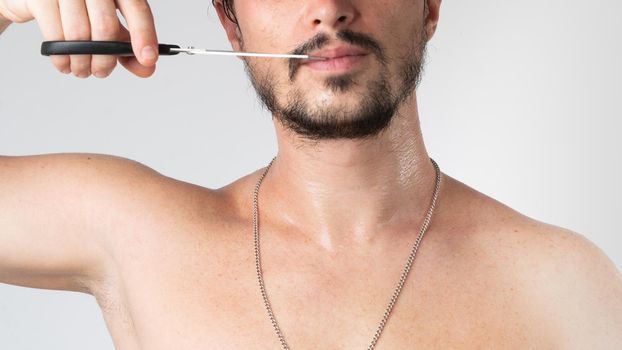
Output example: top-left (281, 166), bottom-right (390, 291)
top-left (301, 46), bottom-right (369, 72)
top-left (307, 46), bottom-right (369, 60)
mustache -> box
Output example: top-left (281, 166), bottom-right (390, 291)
top-left (288, 29), bottom-right (387, 81)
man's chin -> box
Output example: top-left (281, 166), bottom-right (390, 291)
top-left (291, 91), bottom-right (365, 114)
top-left (288, 77), bottom-right (366, 107)
top-left (323, 74), bottom-right (359, 93)
top-left (272, 101), bottom-right (401, 141)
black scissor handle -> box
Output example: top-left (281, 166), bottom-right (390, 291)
top-left (41, 40), bottom-right (181, 56)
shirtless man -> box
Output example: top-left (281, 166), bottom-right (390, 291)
top-left (1, 0), bottom-right (621, 349)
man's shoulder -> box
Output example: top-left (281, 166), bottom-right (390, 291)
top-left (444, 176), bottom-right (622, 347)
top-left (33, 152), bottom-right (226, 228)
top-left (68, 152), bottom-right (261, 230)
top-left (504, 221), bottom-right (622, 347)
top-left (446, 175), bottom-right (621, 292)
top-left (442, 175), bottom-right (612, 261)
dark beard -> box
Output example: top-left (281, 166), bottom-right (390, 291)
top-left (242, 29), bottom-right (428, 142)
top-left (275, 74), bottom-right (395, 141)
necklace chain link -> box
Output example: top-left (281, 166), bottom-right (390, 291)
top-left (253, 156), bottom-right (442, 349)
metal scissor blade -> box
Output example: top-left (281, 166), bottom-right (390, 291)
top-left (169, 47), bottom-right (327, 60)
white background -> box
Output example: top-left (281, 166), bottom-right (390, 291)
top-left (1, 0), bottom-right (621, 348)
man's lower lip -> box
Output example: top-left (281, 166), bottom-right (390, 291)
top-left (302, 54), bottom-right (368, 72)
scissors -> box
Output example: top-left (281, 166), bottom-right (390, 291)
top-left (40, 40), bottom-right (327, 60)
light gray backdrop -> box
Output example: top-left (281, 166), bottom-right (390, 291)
top-left (1, 0), bottom-right (621, 348)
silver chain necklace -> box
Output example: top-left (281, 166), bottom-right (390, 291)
top-left (253, 156), bottom-right (442, 350)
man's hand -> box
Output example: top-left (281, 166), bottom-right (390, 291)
top-left (0, 0), bottom-right (159, 78)
top-left (0, 12), bottom-right (10, 33)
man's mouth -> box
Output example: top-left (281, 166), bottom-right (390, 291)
top-left (301, 46), bottom-right (369, 72)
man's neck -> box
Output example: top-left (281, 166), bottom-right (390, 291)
top-left (261, 94), bottom-right (439, 251)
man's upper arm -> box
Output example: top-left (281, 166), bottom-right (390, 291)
top-left (0, 153), bottom-right (162, 294)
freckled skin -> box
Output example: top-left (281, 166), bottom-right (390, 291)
top-left (90, 169), bottom-right (622, 349)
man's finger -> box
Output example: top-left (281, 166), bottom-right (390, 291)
top-left (115, 0), bottom-right (158, 67)
top-left (0, 0), bottom-right (34, 23)
top-left (58, 0), bottom-right (92, 78)
top-left (116, 22), bottom-right (155, 78)
top-left (85, 0), bottom-right (119, 78)
top-left (118, 56), bottom-right (155, 78)
top-left (30, 0), bottom-right (70, 73)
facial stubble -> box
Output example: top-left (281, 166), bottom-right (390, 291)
top-left (241, 28), bottom-right (428, 142)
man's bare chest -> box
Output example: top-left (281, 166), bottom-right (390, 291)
top-left (94, 213), bottom-right (554, 349)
